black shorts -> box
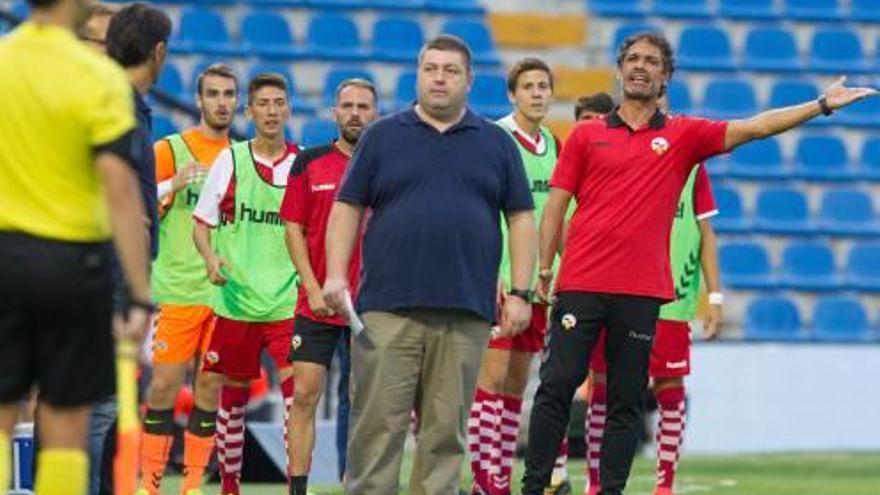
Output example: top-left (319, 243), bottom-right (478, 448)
top-left (288, 315), bottom-right (349, 368)
top-left (0, 232), bottom-right (115, 407)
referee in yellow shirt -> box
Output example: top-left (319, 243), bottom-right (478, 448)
top-left (0, 1), bottom-right (152, 494)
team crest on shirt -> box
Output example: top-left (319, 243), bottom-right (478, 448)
top-left (206, 351), bottom-right (219, 365)
top-left (561, 313), bottom-right (577, 331)
top-left (291, 335), bottom-right (302, 351)
top-left (651, 137), bottom-right (670, 155)
top-left (153, 340), bottom-right (168, 353)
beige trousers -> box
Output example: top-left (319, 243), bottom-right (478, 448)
top-left (344, 309), bottom-right (490, 495)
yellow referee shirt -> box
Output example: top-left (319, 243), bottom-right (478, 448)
top-left (0, 21), bottom-right (135, 242)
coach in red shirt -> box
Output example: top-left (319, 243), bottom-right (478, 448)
top-left (522, 33), bottom-right (876, 495)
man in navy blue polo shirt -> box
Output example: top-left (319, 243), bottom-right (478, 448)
top-left (323, 35), bottom-right (537, 495)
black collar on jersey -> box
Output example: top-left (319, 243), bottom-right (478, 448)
top-left (606, 105), bottom-right (667, 131)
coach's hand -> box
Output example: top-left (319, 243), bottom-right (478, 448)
top-left (322, 276), bottom-right (349, 316)
top-left (172, 163), bottom-right (202, 193)
top-left (205, 255), bottom-right (229, 285)
top-left (703, 303), bottom-right (723, 340)
top-left (113, 305), bottom-right (152, 343)
top-left (823, 76), bottom-right (879, 110)
top-left (308, 285), bottom-right (335, 318)
top-left (499, 295), bottom-right (531, 338)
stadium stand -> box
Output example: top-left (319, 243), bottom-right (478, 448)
top-left (744, 296), bottom-right (806, 341)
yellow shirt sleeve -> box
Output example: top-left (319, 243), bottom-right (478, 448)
top-left (84, 63), bottom-right (136, 147)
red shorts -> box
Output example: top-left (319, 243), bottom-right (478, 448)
top-left (202, 316), bottom-right (294, 380)
top-left (488, 303), bottom-right (548, 353)
top-left (589, 320), bottom-right (691, 378)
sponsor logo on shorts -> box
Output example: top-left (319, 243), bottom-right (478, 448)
top-left (205, 351), bottom-right (219, 364)
top-left (311, 183), bottom-right (336, 192)
top-left (666, 359), bottom-right (688, 369)
top-left (628, 330), bottom-right (653, 342)
top-left (291, 335), bottom-right (302, 351)
top-left (561, 313), bottom-right (577, 331)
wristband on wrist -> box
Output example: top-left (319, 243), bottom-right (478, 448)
top-left (708, 292), bottom-right (724, 305)
top-left (508, 288), bottom-right (532, 302)
top-left (818, 95), bottom-right (834, 116)
top-left (538, 268), bottom-right (553, 279)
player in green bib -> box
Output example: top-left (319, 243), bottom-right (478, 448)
top-left (584, 151), bottom-right (723, 495)
top-left (192, 74), bottom-right (300, 495)
top-left (468, 58), bottom-right (570, 495)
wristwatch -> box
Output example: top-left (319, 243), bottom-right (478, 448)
top-left (507, 288), bottom-right (533, 302)
top-left (817, 95), bottom-right (834, 116)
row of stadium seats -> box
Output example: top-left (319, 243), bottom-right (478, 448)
top-left (590, 0), bottom-right (880, 22)
top-left (708, 136), bottom-right (880, 182)
top-left (714, 186), bottom-right (880, 235)
top-left (611, 23), bottom-right (880, 73)
top-left (668, 79), bottom-right (880, 128)
top-left (720, 241), bottom-right (880, 291)
top-left (111, 0), bottom-right (484, 14)
top-left (744, 295), bottom-right (880, 342)
top-left (167, 10), bottom-right (498, 64)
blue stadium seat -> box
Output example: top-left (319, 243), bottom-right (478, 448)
top-left (846, 242), bottom-right (880, 291)
top-left (322, 67), bottom-right (376, 107)
top-left (677, 26), bottom-right (735, 71)
top-left (718, 0), bottom-right (778, 19)
top-left (425, 0), bottom-right (485, 14)
top-left (173, 8), bottom-right (242, 56)
top-left (852, 0), bottom-right (880, 22)
top-left (819, 189), bottom-right (880, 236)
top-left (241, 11), bottom-right (303, 60)
top-left (813, 296), bottom-right (873, 342)
top-left (836, 96), bottom-right (880, 128)
top-left (780, 241), bottom-right (842, 291)
top-left (754, 187), bottom-right (816, 235)
top-left (306, 14), bottom-right (368, 61)
top-left (191, 0), bottom-right (235, 6)
top-left (300, 119), bottom-right (338, 148)
top-left (665, 80), bottom-right (692, 114)
top-left (371, 16), bottom-right (424, 63)
top-left (727, 138), bottom-right (788, 180)
top-left (792, 135), bottom-right (854, 181)
top-left (701, 79), bottom-right (756, 120)
top-left (308, 0), bottom-right (371, 9)
top-left (719, 242), bottom-right (776, 289)
top-left (744, 297), bottom-right (805, 342)
top-left (440, 19), bottom-right (498, 66)
top-left (653, 0), bottom-right (711, 18)
top-left (250, 0), bottom-right (307, 6)
top-left (609, 23), bottom-right (660, 62)
top-left (247, 63), bottom-right (316, 115)
top-left (152, 115), bottom-right (180, 142)
top-left (155, 63), bottom-right (185, 100)
top-left (712, 185), bottom-right (750, 233)
top-left (858, 137), bottom-right (880, 180)
top-left (768, 80), bottom-right (819, 109)
top-left (395, 70), bottom-right (417, 110)
top-left (809, 29), bottom-right (870, 74)
top-left (587, 0), bottom-right (648, 17)
top-left (742, 28), bottom-right (801, 72)
top-left (469, 74), bottom-right (509, 120)
top-left (784, 0), bottom-right (845, 21)
top-left (10, 1), bottom-right (29, 20)
top-left (370, 0), bottom-right (425, 11)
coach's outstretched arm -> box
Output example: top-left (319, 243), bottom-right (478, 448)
top-left (323, 201), bottom-right (365, 313)
top-left (725, 76), bottom-right (877, 150)
top-left (535, 188), bottom-right (572, 303)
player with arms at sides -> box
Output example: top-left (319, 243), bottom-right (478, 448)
top-left (280, 78), bottom-right (378, 495)
top-left (192, 73), bottom-right (300, 495)
top-left (523, 32), bottom-right (877, 495)
top-left (582, 94), bottom-right (723, 495)
top-left (139, 63), bottom-right (239, 495)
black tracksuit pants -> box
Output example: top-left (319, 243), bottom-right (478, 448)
top-left (522, 292), bottom-right (661, 495)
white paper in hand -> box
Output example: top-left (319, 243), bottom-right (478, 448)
top-left (343, 290), bottom-right (365, 336)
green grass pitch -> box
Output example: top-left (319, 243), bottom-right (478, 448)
top-left (162, 452), bottom-right (880, 494)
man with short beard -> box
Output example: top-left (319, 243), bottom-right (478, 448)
top-left (279, 78), bottom-right (378, 495)
top-left (138, 63), bottom-right (239, 495)
top-left (523, 32), bottom-right (877, 495)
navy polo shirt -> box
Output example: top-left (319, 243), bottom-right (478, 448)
top-left (133, 89), bottom-right (158, 258)
top-left (337, 108), bottom-right (534, 322)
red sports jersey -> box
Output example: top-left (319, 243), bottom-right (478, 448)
top-left (279, 143), bottom-right (361, 326)
top-left (551, 110), bottom-right (727, 301)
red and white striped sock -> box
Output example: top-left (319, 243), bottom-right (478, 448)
top-left (281, 377), bottom-right (294, 476)
top-left (497, 394), bottom-right (522, 494)
top-left (468, 388), bottom-right (500, 494)
top-left (655, 386), bottom-right (686, 491)
top-left (585, 382), bottom-right (606, 495)
top-left (551, 436), bottom-right (569, 486)
top-left (216, 385), bottom-right (249, 495)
